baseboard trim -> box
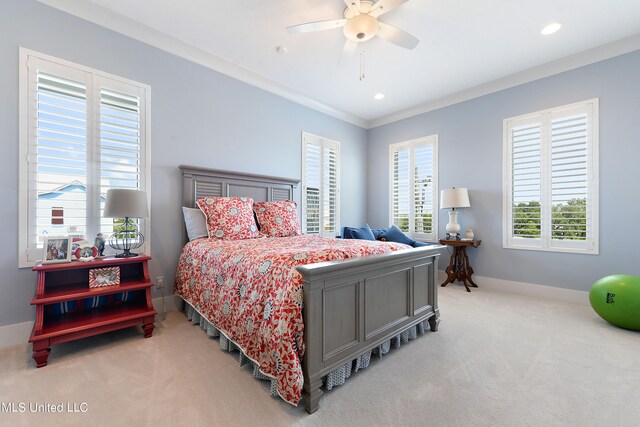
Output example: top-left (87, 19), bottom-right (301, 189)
top-left (152, 294), bottom-right (182, 314)
top-left (0, 295), bottom-right (182, 349)
top-left (438, 270), bottom-right (589, 306)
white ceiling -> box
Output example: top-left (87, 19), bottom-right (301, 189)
top-left (40, 0), bottom-right (640, 127)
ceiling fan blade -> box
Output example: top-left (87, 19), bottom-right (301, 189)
top-left (377, 22), bottom-right (419, 49)
top-left (338, 40), bottom-right (358, 66)
top-left (369, 0), bottom-right (408, 18)
top-left (344, 0), bottom-right (361, 14)
top-left (286, 19), bottom-right (347, 34)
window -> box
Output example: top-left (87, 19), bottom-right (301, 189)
top-left (301, 132), bottom-right (340, 237)
top-left (503, 99), bottom-right (599, 254)
top-left (389, 136), bottom-right (438, 241)
top-left (19, 49), bottom-right (150, 267)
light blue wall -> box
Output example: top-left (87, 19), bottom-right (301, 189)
top-left (367, 50), bottom-right (640, 291)
top-left (0, 0), bottom-right (368, 326)
top-left (3, 1), bottom-right (640, 329)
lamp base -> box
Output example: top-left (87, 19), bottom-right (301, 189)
top-left (114, 250), bottom-right (139, 258)
top-left (445, 210), bottom-right (461, 240)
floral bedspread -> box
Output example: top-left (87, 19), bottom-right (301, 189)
top-left (174, 235), bottom-right (409, 405)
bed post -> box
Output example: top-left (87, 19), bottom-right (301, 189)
top-left (302, 275), bottom-right (324, 413)
top-left (428, 260), bottom-right (440, 332)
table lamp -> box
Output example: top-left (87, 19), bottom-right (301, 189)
top-left (440, 187), bottom-right (470, 240)
top-left (103, 189), bottom-right (149, 257)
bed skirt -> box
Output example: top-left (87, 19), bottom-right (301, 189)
top-left (182, 300), bottom-right (432, 402)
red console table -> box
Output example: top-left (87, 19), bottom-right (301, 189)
top-left (29, 255), bottom-right (156, 367)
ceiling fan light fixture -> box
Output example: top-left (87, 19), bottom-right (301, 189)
top-left (343, 14), bottom-right (379, 42)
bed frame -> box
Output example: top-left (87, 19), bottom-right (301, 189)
top-left (180, 165), bottom-right (442, 413)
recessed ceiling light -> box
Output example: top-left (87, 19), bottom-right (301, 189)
top-left (374, 93), bottom-right (385, 100)
top-left (541, 22), bottom-right (562, 36)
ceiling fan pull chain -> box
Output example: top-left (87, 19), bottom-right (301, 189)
top-left (360, 50), bottom-right (365, 81)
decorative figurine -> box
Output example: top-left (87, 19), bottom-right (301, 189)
top-left (95, 233), bottom-right (106, 257)
top-left (465, 228), bottom-right (475, 240)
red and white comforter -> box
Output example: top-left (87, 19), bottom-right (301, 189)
top-left (175, 235), bottom-right (409, 405)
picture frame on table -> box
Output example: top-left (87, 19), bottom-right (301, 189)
top-left (42, 236), bottom-right (73, 265)
top-left (75, 243), bottom-right (99, 262)
top-left (89, 266), bottom-right (120, 288)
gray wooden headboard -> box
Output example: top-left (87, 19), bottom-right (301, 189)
top-left (180, 165), bottom-right (299, 208)
top-left (180, 165), bottom-right (300, 244)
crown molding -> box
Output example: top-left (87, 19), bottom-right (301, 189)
top-left (36, 0), bottom-right (369, 129)
top-left (36, 1), bottom-right (640, 130)
top-left (369, 33), bottom-right (640, 129)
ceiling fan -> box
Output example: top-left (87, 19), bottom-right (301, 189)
top-left (286, 0), bottom-right (419, 59)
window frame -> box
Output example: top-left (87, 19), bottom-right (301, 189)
top-left (301, 131), bottom-right (340, 237)
top-left (388, 135), bottom-right (439, 242)
top-left (502, 98), bottom-right (599, 255)
top-left (18, 48), bottom-right (151, 268)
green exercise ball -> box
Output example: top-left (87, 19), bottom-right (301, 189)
top-left (589, 275), bottom-right (640, 331)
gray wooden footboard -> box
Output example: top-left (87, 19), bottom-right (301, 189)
top-left (296, 245), bottom-right (442, 413)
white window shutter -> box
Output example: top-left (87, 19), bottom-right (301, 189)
top-left (98, 82), bottom-right (147, 248)
top-left (550, 112), bottom-right (588, 242)
top-left (510, 121), bottom-right (542, 241)
top-left (19, 49), bottom-right (150, 267)
top-left (389, 136), bottom-right (438, 241)
top-left (391, 147), bottom-right (410, 232)
top-left (503, 99), bottom-right (598, 254)
top-left (302, 136), bottom-right (321, 234)
top-left (302, 133), bottom-right (340, 237)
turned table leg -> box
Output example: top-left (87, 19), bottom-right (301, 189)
top-left (32, 341), bottom-right (51, 368)
top-left (441, 247), bottom-right (460, 287)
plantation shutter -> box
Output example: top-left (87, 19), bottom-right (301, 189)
top-left (509, 122), bottom-right (542, 242)
top-left (302, 133), bottom-right (340, 236)
top-left (98, 83), bottom-right (146, 239)
top-left (20, 50), bottom-right (150, 267)
top-left (302, 137), bottom-right (321, 234)
top-left (391, 147), bottom-right (410, 232)
top-left (413, 144), bottom-right (435, 236)
top-left (503, 99), bottom-right (598, 254)
top-left (322, 140), bottom-right (339, 236)
top-left (24, 65), bottom-right (90, 262)
top-left (550, 112), bottom-right (589, 243)
top-left (390, 136), bottom-right (438, 241)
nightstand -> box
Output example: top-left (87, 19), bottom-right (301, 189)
top-left (439, 239), bottom-right (482, 292)
top-left (29, 255), bottom-right (156, 367)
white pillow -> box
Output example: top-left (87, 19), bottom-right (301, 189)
top-left (182, 207), bottom-right (208, 241)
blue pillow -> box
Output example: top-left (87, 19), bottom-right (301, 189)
top-left (342, 224), bottom-right (376, 241)
top-left (378, 224), bottom-right (415, 246)
top-left (370, 227), bottom-right (389, 240)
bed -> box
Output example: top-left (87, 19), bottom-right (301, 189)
top-left (176, 165), bottom-right (443, 413)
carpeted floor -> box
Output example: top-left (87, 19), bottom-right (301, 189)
top-left (1, 285), bottom-right (638, 427)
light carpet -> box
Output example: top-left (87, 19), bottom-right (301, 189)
top-left (1, 285), bottom-right (638, 427)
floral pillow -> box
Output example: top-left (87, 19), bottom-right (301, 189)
top-left (196, 196), bottom-right (260, 240)
top-left (253, 200), bottom-right (301, 237)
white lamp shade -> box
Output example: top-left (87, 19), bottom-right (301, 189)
top-left (440, 188), bottom-right (470, 209)
top-left (103, 189), bottom-right (149, 218)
